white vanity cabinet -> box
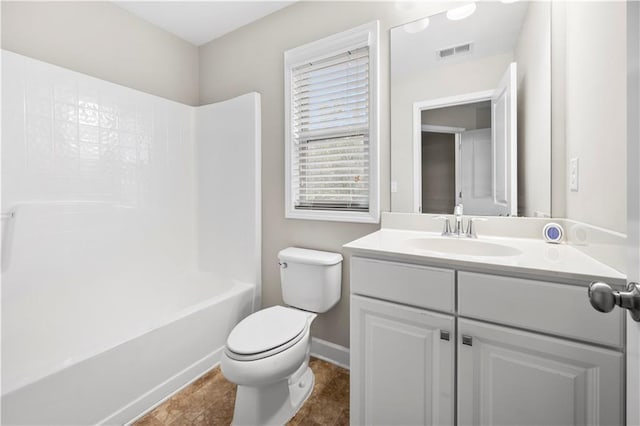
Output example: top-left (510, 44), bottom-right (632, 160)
top-left (350, 256), bottom-right (625, 426)
top-left (350, 257), bottom-right (456, 425)
top-left (457, 319), bottom-right (623, 426)
top-left (351, 296), bottom-right (454, 426)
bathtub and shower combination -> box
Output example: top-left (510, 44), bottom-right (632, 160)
top-left (1, 51), bottom-right (261, 425)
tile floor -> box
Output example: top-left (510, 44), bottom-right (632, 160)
top-left (135, 358), bottom-right (349, 426)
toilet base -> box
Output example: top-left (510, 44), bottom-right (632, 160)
top-left (231, 366), bottom-right (314, 425)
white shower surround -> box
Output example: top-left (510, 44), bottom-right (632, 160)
top-left (1, 50), bottom-right (261, 424)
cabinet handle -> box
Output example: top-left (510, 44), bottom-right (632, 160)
top-left (462, 335), bottom-right (473, 346)
top-left (440, 330), bottom-right (450, 341)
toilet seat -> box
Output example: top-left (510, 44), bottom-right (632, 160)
top-left (225, 306), bottom-right (312, 361)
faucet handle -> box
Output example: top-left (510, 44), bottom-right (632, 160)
top-left (465, 217), bottom-right (487, 238)
top-left (434, 216), bottom-right (452, 236)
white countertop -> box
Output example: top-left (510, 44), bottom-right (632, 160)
top-left (343, 229), bottom-right (627, 286)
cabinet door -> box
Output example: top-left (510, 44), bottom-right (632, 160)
top-left (351, 295), bottom-right (454, 426)
top-left (457, 319), bottom-right (623, 426)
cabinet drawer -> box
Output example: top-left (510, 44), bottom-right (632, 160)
top-left (458, 272), bottom-right (624, 347)
top-left (351, 257), bottom-right (454, 312)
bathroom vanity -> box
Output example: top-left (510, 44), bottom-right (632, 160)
top-left (344, 217), bottom-right (627, 426)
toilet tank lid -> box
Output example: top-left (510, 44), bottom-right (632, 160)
top-left (278, 247), bottom-right (343, 266)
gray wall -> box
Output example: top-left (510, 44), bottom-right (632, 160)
top-left (199, 1), bottom-right (449, 348)
top-left (1, 1), bottom-right (199, 106)
top-left (564, 2), bottom-right (626, 233)
top-left (553, 2), bottom-right (627, 233)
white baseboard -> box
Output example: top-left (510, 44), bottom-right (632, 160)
top-left (310, 337), bottom-right (350, 370)
top-left (109, 348), bottom-right (223, 425)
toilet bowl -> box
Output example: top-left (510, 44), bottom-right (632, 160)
top-left (220, 247), bottom-right (342, 426)
top-left (221, 306), bottom-right (317, 425)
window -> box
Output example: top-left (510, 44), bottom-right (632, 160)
top-left (284, 21), bottom-right (379, 223)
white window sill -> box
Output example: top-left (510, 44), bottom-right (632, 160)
top-left (285, 209), bottom-right (380, 224)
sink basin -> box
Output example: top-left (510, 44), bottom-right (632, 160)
top-left (405, 237), bottom-right (522, 257)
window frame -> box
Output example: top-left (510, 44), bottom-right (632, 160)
top-left (284, 21), bottom-right (380, 223)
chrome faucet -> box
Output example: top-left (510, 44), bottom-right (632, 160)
top-left (436, 216), bottom-right (452, 236)
top-left (435, 204), bottom-right (486, 238)
top-left (453, 204), bottom-right (464, 236)
top-left (465, 217), bottom-right (487, 238)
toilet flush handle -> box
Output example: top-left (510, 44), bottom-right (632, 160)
top-left (278, 261), bottom-right (288, 269)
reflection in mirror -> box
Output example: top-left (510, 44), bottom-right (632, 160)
top-left (391, 2), bottom-right (551, 217)
top-left (420, 101), bottom-right (494, 215)
top-left (416, 63), bottom-right (517, 216)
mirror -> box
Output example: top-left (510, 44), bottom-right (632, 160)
top-left (391, 2), bottom-right (551, 217)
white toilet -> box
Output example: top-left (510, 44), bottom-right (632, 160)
top-left (221, 247), bottom-right (343, 425)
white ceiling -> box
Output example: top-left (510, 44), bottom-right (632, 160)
top-left (115, 1), bottom-right (295, 46)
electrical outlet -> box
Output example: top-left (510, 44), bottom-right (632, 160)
top-left (570, 158), bottom-right (579, 192)
top-left (391, 181), bottom-right (398, 193)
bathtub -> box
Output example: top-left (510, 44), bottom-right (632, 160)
top-left (1, 273), bottom-right (255, 425)
top-left (1, 53), bottom-right (261, 425)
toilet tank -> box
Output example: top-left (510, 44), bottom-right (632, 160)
top-left (278, 247), bottom-right (343, 313)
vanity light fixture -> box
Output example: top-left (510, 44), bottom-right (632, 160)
top-left (403, 17), bottom-right (430, 34)
top-left (446, 2), bottom-right (477, 21)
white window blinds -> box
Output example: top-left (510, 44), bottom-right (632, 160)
top-left (291, 46), bottom-right (370, 212)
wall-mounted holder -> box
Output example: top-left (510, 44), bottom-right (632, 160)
top-left (588, 281), bottom-right (640, 322)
